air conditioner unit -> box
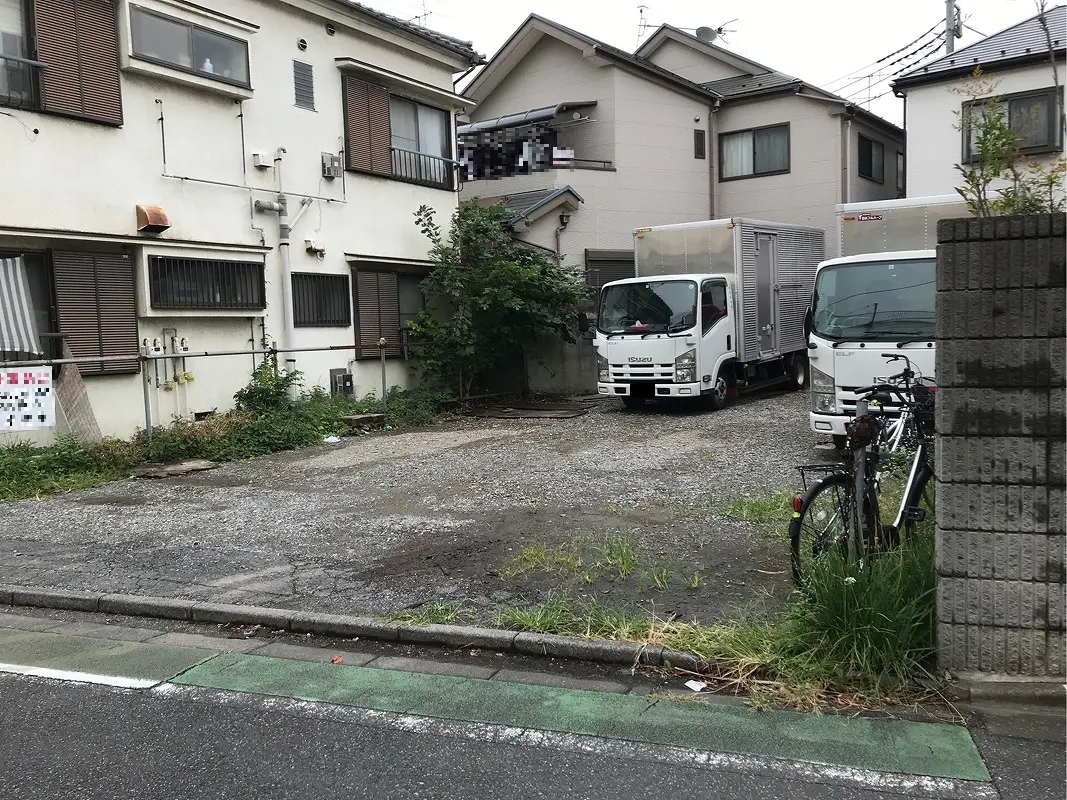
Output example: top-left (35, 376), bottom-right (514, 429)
top-left (330, 368), bottom-right (354, 397)
top-left (321, 152), bottom-right (343, 179)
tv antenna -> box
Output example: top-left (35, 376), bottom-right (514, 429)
top-left (694, 19), bottom-right (739, 45)
top-left (636, 5), bottom-right (650, 48)
top-left (409, 0), bottom-right (431, 26)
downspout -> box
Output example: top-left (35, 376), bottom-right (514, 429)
top-left (844, 106), bottom-right (855, 204)
top-left (254, 147), bottom-right (312, 381)
top-left (554, 213), bottom-right (570, 267)
top-left (709, 97), bottom-right (722, 218)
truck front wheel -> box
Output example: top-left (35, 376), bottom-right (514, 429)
top-left (705, 374), bottom-right (731, 411)
top-left (786, 354), bottom-right (808, 391)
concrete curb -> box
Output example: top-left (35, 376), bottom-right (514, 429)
top-left (955, 672), bottom-right (1066, 707)
top-left (0, 584), bottom-right (702, 672)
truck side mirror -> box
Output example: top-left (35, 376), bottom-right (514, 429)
top-left (803, 307), bottom-right (812, 340)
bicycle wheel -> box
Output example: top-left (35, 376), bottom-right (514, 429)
top-left (789, 471), bottom-right (854, 585)
top-left (900, 463), bottom-right (936, 540)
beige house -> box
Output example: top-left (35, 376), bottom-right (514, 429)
top-left (457, 16), bottom-right (904, 392)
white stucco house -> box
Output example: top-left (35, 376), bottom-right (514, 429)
top-left (456, 16), bottom-right (904, 392)
top-left (0, 0), bottom-right (481, 441)
top-left (892, 5), bottom-right (1066, 197)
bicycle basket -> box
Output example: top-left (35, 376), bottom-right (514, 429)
top-left (911, 385), bottom-right (936, 436)
top-left (845, 415), bottom-right (880, 448)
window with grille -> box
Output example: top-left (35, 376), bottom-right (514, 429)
top-left (293, 60), bottom-right (314, 110)
top-left (694, 129), bottom-right (706, 159)
top-left (354, 270), bottom-right (424, 358)
top-left (148, 256), bottom-right (265, 310)
top-left (293, 272), bottom-right (350, 327)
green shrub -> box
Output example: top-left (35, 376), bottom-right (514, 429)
top-left (233, 361), bottom-right (303, 412)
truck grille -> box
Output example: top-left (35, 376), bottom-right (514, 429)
top-left (839, 386), bottom-right (905, 415)
top-left (610, 364), bottom-right (674, 381)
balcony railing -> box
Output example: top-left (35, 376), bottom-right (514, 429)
top-left (391, 147), bottom-right (458, 191)
top-left (0, 53), bottom-right (43, 109)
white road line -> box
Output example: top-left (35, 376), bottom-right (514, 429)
top-left (0, 663), bottom-right (160, 689)
top-left (152, 683), bottom-right (998, 800)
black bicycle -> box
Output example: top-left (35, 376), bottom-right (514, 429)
top-left (788, 355), bottom-right (937, 585)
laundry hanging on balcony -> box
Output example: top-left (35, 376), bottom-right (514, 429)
top-left (0, 256), bottom-right (44, 357)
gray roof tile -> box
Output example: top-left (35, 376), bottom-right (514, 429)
top-left (702, 71), bottom-right (802, 98)
top-left (338, 2), bottom-right (482, 64)
top-left (895, 5), bottom-right (1065, 86)
top-left (477, 186), bottom-right (584, 220)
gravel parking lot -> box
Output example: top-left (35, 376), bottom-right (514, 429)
top-left (0, 390), bottom-right (834, 625)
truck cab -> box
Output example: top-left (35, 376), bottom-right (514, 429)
top-left (807, 249), bottom-right (937, 443)
top-left (806, 195), bottom-right (966, 445)
top-left (595, 274), bottom-right (735, 408)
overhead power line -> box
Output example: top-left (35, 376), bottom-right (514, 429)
top-left (837, 31), bottom-right (945, 100)
top-left (824, 19), bottom-right (944, 89)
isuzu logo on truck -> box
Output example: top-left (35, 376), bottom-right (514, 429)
top-left (628, 356), bottom-right (653, 363)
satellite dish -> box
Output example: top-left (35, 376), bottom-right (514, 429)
top-left (695, 26), bottom-right (717, 42)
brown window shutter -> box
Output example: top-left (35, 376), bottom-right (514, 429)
top-left (355, 271), bottom-right (381, 357)
top-left (34, 0), bottom-right (123, 125)
top-left (342, 76), bottom-right (391, 175)
top-left (376, 271), bottom-right (401, 356)
top-left (53, 250), bottom-right (139, 375)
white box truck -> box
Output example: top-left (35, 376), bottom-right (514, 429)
top-left (594, 218), bottom-right (825, 409)
top-left (807, 195), bottom-right (970, 446)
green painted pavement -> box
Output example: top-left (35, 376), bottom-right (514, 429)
top-left (0, 628), bottom-right (213, 681)
top-left (174, 653), bottom-right (990, 782)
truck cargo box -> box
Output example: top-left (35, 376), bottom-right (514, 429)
top-left (633, 218), bottom-right (825, 362)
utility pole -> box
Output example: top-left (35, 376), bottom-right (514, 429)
top-left (945, 0), bottom-right (958, 54)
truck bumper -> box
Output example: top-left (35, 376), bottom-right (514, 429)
top-left (809, 412), bottom-right (849, 437)
top-left (598, 382), bottom-right (702, 398)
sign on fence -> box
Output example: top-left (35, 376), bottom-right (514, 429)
top-left (0, 368), bottom-right (55, 431)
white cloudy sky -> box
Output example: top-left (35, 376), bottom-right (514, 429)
top-left (365, 0), bottom-right (1050, 126)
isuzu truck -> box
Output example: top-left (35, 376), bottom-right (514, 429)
top-left (807, 195), bottom-right (969, 446)
top-left (595, 218), bottom-right (825, 409)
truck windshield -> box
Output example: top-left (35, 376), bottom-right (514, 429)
top-left (598, 280), bottom-right (697, 334)
top-left (811, 258), bottom-right (935, 341)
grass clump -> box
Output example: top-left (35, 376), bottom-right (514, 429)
top-left (0, 363), bottom-right (454, 502)
top-left (498, 540), bottom-right (585, 580)
top-left (596, 535), bottom-right (641, 579)
top-left (382, 601), bottom-right (467, 627)
top-left (720, 490), bottom-right (795, 538)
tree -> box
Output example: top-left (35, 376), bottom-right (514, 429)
top-left (409, 200), bottom-right (588, 397)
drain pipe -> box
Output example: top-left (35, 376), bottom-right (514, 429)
top-left (254, 147), bottom-right (312, 380)
top-left (554, 211), bottom-right (571, 267)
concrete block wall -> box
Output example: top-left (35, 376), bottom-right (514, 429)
top-left (935, 213), bottom-right (1066, 676)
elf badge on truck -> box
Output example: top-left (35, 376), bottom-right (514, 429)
top-left (595, 218), bottom-right (825, 410)
top-left (807, 195), bottom-right (969, 447)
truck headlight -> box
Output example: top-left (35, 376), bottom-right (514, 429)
top-left (812, 393), bottom-right (837, 413)
top-left (675, 349), bottom-right (696, 383)
top-left (810, 364), bottom-right (834, 392)
top-left (597, 353), bottom-right (610, 383)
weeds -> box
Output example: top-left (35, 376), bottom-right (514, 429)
top-left (498, 540), bottom-right (585, 580)
top-left (649, 567), bottom-right (669, 591)
top-left (489, 528), bottom-right (937, 710)
top-left (0, 368), bottom-right (454, 503)
top-left (383, 601), bottom-right (467, 627)
top-left (685, 569), bottom-right (704, 590)
top-left (596, 535), bottom-right (641, 579)
top-left (720, 490), bottom-right (794, 538)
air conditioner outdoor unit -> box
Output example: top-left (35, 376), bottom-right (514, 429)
top-left (321, 152), bottom-right (343, 179)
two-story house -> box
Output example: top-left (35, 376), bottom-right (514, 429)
top-left (457, 15), bottom-right (904, 392)
top-left (0, 0), bottom-right (480, 441)
top-left (892, 5), bottom-right (1065, 197)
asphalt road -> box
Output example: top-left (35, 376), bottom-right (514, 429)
top-left (0, 675), bottom-right (929, 800)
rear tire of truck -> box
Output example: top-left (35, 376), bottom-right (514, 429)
top-left (786, 354), bottom-right (808, 391)
top-left (621, 396), bottom-right (646, 411)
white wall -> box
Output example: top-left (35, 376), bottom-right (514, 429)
top-left (714, 95), bottom-right (843, 255)
top-left (904, 61), bottom-right (1065, 197)
top-left (0, 0), bottom-right (465, 439)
